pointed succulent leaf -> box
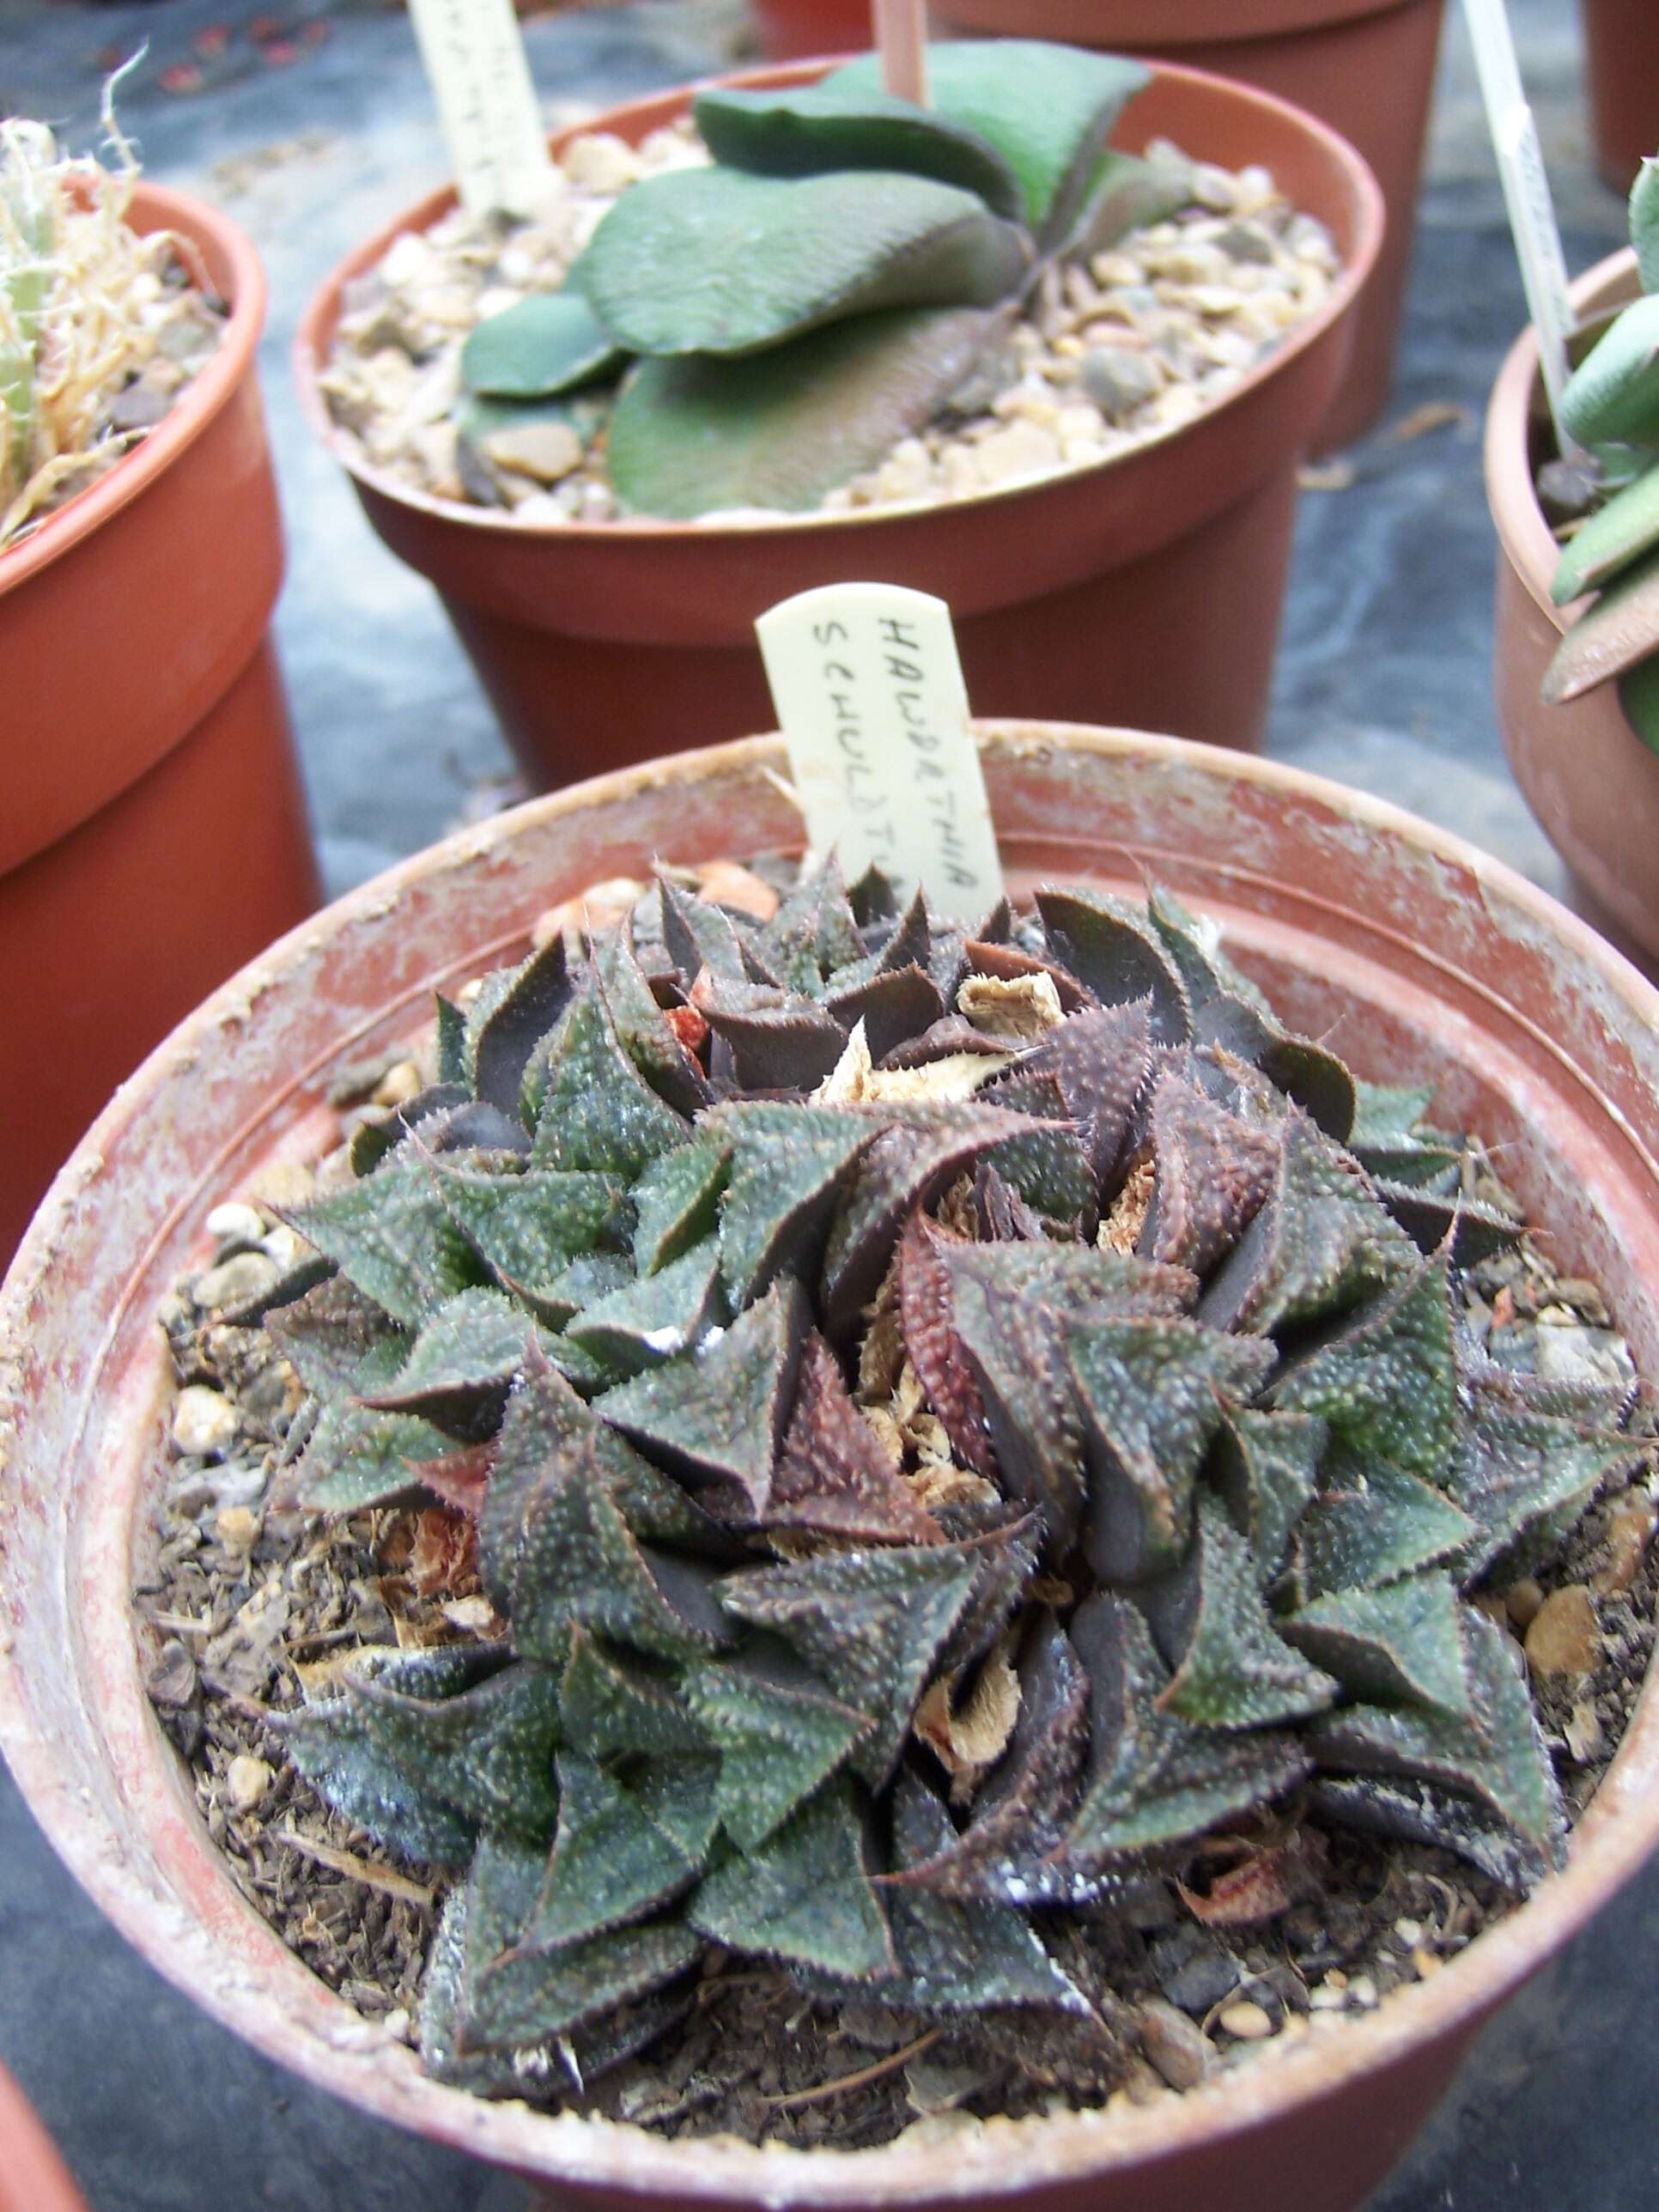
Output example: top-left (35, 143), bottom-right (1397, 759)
top-left (359, 1285), bottom-right (532, 1437)
top-left (937, 1515), bottom-right (1045, 1674)
top-left (896, 1212), bottom-right (995, 1478)
top-left (465, 1912), bottom-right (702, 2056)
top-left (693, 82), bottom-right (1025, 221)
top-left (757, 856), bottom-right (864, 990)
top-left (434, 994), bottom-right (468, 1085)
top-left (1372, 1180), bottom-right (1522, 1265)
top-left (285, 1161), bottom-right (481, 1328)
top-left (428, 1158), bottom-right (629, 1314)
top-left (348, 1656), bottom-right (563, 1839)
top-left (721, 1540), bottom-right (981, 1786)
top-left (827, 41), bottom-right (1151, 241)
top-left (1034, 887), bottom-right (1192, 1040)
top-left (635, 1755), bottom-right (724, 1863)
top-left (1194, 994), bottom-right (1357, 1142)
top-left (987, 1109), bottom-right (1097, 1231)
top-left (1308, 1771), bottom-right (1562, 1892)
top-left (1144, 1492), bottom-right (1338, 1728)
top-left (597, 1277), bottom-right (809, 1513)
top-left (1542, 538), bottom-right (1659, 703)
top-left (1632, 155), bottom-right (1659, 290)
top-left (684, 1645), bottom-right (872, 1851)
top-left (1022, 999), bottom-right (1153, 1185)
top-left (566, 1237), bottom-right (724, 1375)
top-left (1308, 1609), bottom-right (1566, 1881)
top-left (1295, 1446), bottom-right (1477, 1601)
top-left (468, 935), bottom-right (574, 1120)
top-left (1212, 1407), bottom-right (1324, 1588)
top-left (823, 963), bottom-right (948, 1062)
top-left (1073, 1316), bottom-right (1276, 1583)
top-left (594, 923), bottom-right (714, 1118)
top-left (1273, 1252), bottom-right (1461, 1486)
top-left (1055, 1595), bottom-right (1310, 1871)
top-left (1449, 1401), bottom-right (1643, 1583)
top-left (690, 1777), bottom-right (895, 1979)
top-left (527, 1753), bottom-right (701, 1948)
top-left (874, 1771), bottom-right (1091, 2015)
top-left (1200, 1115), bottom-right (1416, 1336)
top-left (892, 1613), bottom-right (1090, 1903)
top-left (1281, 1571), bottom-right (1474, 1718)
top-left (574, 166), bottom-right (1028, 359)
top-left (657, 876), bottom-right (750, 986)
top-left (461, 289), bottom-right (628, 401)
top-left (605, 305), bottom-right (1001, 520)
top-left (1141, 1066), bottom-right (1281, 1275)
top-left (284, 1335), bottom-right (453, 1510)
top-left (695, 977), bottom-right (849, 1092)
top-left (265, 1273), bottom-right (401, 1398)
top-left (560, 1630), bottom-right (708, 1759)
top-left (280, 1694), bottom-right (479, 1868)
top-left (708, 1100), bottom-right (877, 1306)
top-left (631, 1139), bottom-right (730, 1276)
top-left (772, 1331), bottom-right (943, 1543)
top-left (529, 984), bottom-right (690, 1176)
top-left (1559, 292), bottom-right (1659, 448)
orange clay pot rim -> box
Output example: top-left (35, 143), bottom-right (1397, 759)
top-left (924, 0), bottom-right (1429, 41)
top-left (1482, 244), bottom-right (1639, 636)
top-left (0, 180), bottom-right (266, 599)
top-left (293, 56), bottom-right (1383, 541)
top-left (3, 721), bottom-right (1659, 2202)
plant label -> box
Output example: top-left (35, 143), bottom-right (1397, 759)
top-left (757, 582), bottom-right (1004, 923)
top-left (406, 0), bottom-right (554, 219)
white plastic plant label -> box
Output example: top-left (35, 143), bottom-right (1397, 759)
top-left (757, 583), bottom-right (1005, 925)
top-left (405, 0), bottom-right (554, 219)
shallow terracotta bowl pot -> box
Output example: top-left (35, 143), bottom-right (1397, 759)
top-left (3, 726), bottom-right (1659, 2212)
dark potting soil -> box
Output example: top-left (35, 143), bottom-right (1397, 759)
top-left (133, 1044), bottom-right (1659, 2152)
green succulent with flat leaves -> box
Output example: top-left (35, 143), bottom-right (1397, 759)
top-left (456, 40), bottom-right (1194, 519)
top-left (1544, 155), bottom-right (1659, 748)
top-left (265, 860), bottom-right (1642, 2103)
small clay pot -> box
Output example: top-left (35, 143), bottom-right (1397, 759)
top-left (750, 0), bottom-right (874, 56)
top-left (1578, 0), bottom-right (1659, 197)
top-left (0, 181), bottom-right (320, 1266)
top-left (0, 2063), bottom-right (86, 2212)
top-left (295, 62), bottom-right (1381, 787)
top-left (5, 724), bottom-right (1659, 2212)
top-left (1485, 244), bottom-right (1659, 975)
top-left (918, 0), bottom-right (1443, 452)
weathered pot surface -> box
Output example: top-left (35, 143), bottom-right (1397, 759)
top-left (3, 726), bottom-right (1659, 2212)
top-left (1486, 245), bottom-right (1659, 975)
top-left (294, 63), bottom-right (1381, 775)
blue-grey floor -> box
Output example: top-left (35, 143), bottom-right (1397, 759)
top-left (2, 2), bottom-right (1654, 2206)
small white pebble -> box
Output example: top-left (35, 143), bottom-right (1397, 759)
top-left (1347, 1975), bottom-right (1379, 2009)
top-left (1218, 2001), bottom-right (1275, 2041)
top-left (171, 1385), bottom-right (238, 1461)
top-left (226, 1754), bottom-right (272, 1813)
top-left (205, 1201), bottom-right (266, 1247)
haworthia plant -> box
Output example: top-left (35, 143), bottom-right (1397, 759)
top-left (270, 859), bottom-right (1644, 2100)
top-left (458, 41), bottom-right (1188, 518)
top-left (1545, 155), bottom-right (1659, 748)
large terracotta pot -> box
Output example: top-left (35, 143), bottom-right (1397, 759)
top-left (4, 723), bottom-right (1659, 2212)
top-left (917, 0), bottom-right (1442, 453)
top-left (0, 181), bottom-right (320, 1267)
top-left (0, 2064), bottom-right (86, 2212)
top-left (1578, 0), bottom-right (1659, 197)
top-left (295, 64), bottom-right (1381, 786)
top-left (750, 0), bottom-right (873, 56)
top-left (1486, 245), bottom-right (1659, 975)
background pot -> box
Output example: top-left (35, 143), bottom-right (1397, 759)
top-left (1485, 244), bottom-right (1659, 975)
top-left (295, 63), bottom-right (1381, 787)
top-left (757, 0), bottom-right (1438, 453)
top-left (0, 2063), bottom-right (86, 2212)
top-left (750, 0), bottom-right (874, 55)
top-left (1, 180), bottom-right (320, 1267)
top-left (1578, 0), bottom-right (1658, 197)
top-left (4, 723), bottom-right (1659, 2212)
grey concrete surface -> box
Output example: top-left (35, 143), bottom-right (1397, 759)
top-left (2, 2), bottom-right (1656, 2206)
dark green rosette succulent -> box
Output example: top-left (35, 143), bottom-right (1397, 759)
top-left (267, 860), bottom-right (1642, 2097)
top-left (455, 40), bottom-right (1194, 520)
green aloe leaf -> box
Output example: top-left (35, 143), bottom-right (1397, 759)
top-left (684, 1646), bottom-right (872, 1851)
top-left (605, 305), bottom-right (1001, 520)
top-left (574, 166), bottom-right (1027, 358)
top-left (826, 41), bottom-right (1151, 242)
top-left (349, 1656), bottom-right (565, 1839)
top-left (282, 1680), bottom-right (481, 1868)
top-left (285, 1334), bottom-right (453, 1510)
top-left (1034, 886), bottom-right (1192, 1039)
top-left (565, 1236), bottom-right (724, 1374)
top-left (527, 1753), bottom-right (702, 1948)
top-left (690, 1777), bottom-right (895, 1980)
top-left (1212, 1407), bottom-right (1324, 1589)
top-left (529, 985), bottom-right (690, 1177)
top-left (693, 83), bottom-right (1024, 221)
top-left (1449, 1399), bottom-right (1642, 1583)
top-left (560, 1630), bottom-right (708, 1759)
top-left (465, 1911), bottom-right (702, 2056)
top-left (461, 289), bottom-right (629, 400)
top-left (1552, 459), bottom-right (1659, 604)
top-left (708, 1099), bottom-right (877, 1307)
top-left (284, 1161), bottom-right (482, 1329)
top-left (428, 1158), bottom-right (628, 1316)
top-left (1633, 156), bottom-right (1659, 292)
top-left (1066, 144), bottom-right (1194, 260)
top-left (1559, 292), bottom-right (1659, 448)
top-left (631, 1139), bottom-right (730, 1276)
top-left (1295, 1446), bottom-right (1476, 1601)
top-left (1620, 649), bottom-right (1659, 748)
top-left (1273, 1253), bottom-right (1461, 1488)
top-left (357, 1285), bottom-right (532, 1436)
top-left (770, 1331), bottom-right (942, 1545)
top-left (1543, 540), bottom-right (1659, 703)
top-left (1281, 1572), bottom-right (1474, 1719)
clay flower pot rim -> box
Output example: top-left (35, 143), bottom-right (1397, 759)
top-left (931, 0), bottom-right (1422, 40)
top-left (0, 180), bottom-right (267, 598)
top-left (4, 720), bottom-right (1659, 2203)
top-left (293, 57), bottom-right (1382, 542)
top-left (1483, 245), bottom-right (1638, 631)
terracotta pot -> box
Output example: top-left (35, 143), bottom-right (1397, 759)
top-left (5, 721), bottom-right (1659, 2212)
top-left (750, 0), bottom-right (874, 57)
top-left (919, 0), bottom-right (1442, 453)
top-left (0, 181), bottom-right (320, 1267)
top-left (295, 64), bottom-right (1381, 785)
top-left (0, 2064), bottom-right (86, 2212)
top-left (1486, 245), bottom-right (1659, 975)
top-left (1578, 0), bottom-right (1659, 197)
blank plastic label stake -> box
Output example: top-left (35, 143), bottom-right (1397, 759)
top-left (405, 0), bottom-right (554, 218)
top-left (757, 583), bottom-right (1004, 924)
